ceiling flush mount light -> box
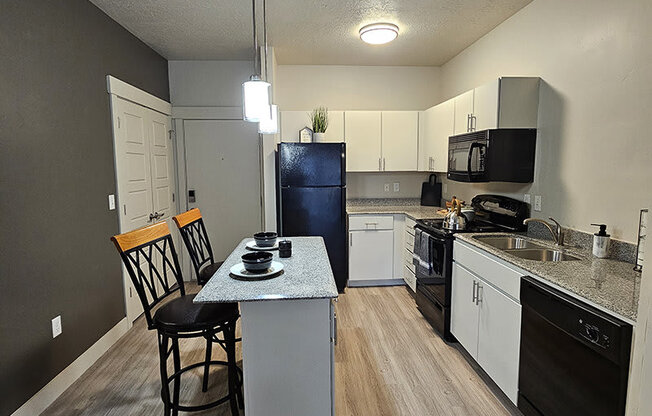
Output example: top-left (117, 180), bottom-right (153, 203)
top-left (359, 23), bottom-right (399, 45)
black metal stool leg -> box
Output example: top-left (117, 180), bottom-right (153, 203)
top-left (172, 338), bottom-right (181, 416)
top-left (158, 333), bottom-right (172, 416)
top-left (225, 323), bottom-right (239, 416)
top-left (202, 332), bottom-right (212, 392)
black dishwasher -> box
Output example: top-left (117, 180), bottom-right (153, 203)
top-left (519, 277), bottom-right (632, 416)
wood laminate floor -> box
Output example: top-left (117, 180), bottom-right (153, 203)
top-left (44, 285), bottom-right (515, 416)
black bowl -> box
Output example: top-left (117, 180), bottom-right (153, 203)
top-left (241, 251), bottom-right (273, 272)
top-left (254, 231), bottom-right (278, 247)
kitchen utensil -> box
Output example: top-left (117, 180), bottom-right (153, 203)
top-left (443, 198), bottom-right (467, 230)
top-left (229, 261), bottom-right (284, 280)
top-left (241, 251), bottom-right (273, 272)
top-left (253, 232), bottom-right (278, 248)
top-left (420, 174), bottom-right (442, 206)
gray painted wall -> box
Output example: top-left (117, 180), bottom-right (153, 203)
top-left (0, 1), bottom-right (169, 414)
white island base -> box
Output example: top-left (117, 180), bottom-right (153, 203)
top-left (240, 298), bottom-right (335, 416)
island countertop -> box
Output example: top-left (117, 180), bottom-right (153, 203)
top-left (194, 236), bottom-right (338, 303)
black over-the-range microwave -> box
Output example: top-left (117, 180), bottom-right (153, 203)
top-left (447, 129), bottom-right (537, 183)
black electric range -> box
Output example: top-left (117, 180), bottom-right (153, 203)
top-left (412, 195), bottom-right (529, 342)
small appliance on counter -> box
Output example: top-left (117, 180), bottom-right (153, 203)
top-left (420, 174), bottom-right (442, 206)
top-left (413, 194), bottom-right (529, 341)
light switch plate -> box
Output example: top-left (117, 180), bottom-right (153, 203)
top-left (393, 183), bottom-right (400, 192)
top-left (534, 195), bottom-right (542, 212)
top-left (523, 194), bottom-right (531, 204)
top-left (52, 315), bottom-right (62, 338)
top-left (108, 194), bottom-right (116, 210)
top-left (384, 184), bottom-right (390, 192)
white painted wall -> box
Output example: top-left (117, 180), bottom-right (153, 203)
top-left (276, 64), bottom-right (442, 199)
top-left (437, 0), bottom-right (651, 242)
top-left (276, 65), bottom-right (441, 110)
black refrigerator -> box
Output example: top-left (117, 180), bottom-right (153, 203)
top-left (276, 143), bottom-right (348, 292)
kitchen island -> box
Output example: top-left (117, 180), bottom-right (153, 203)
top-left (194, 236), bottom-right (338, 416)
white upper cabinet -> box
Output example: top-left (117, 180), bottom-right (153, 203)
top-left (453, 77), bottom-right (540, 135)
top-left (419, 98), bottom-right (454, 172)
top-left (454, 90), bottom-right (475, 135)
top-left (323, 111), bottom-right (345, 142)
top-left (381, 111), bottom-right (418, 171)
top-left (472, 79), bottom-right (500, 131)
top-left (345, 111), bottom-right (419, 172)
top-left (280, 110), bottom-right (345, 143)
top-left (280, 111), bottom-right (310, 142)
top-left (345, 111), bottom-right (382, 172)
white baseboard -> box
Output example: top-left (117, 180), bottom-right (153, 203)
top-left (347, 279), bottom-right (406, 287)
top-left (11, 318), bottom-right (129, 416)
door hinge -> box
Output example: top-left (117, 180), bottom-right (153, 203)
top-left (168, 130), bottom-right (175, 140)
top-left (129, 287), bottom-right (132, 297)
top-left (172, 192), bottom-right (175, 202)
top-left (123, 204), bottom-right (127, 215)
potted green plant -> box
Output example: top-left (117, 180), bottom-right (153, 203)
top-left (310, 106), bottom-right (329, 142)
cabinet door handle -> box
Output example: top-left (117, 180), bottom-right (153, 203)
top-left (378, 158), bottom-right (382, 171)
top-left (472, 280), bottom-right (477, 303)
top-left (467, 114), bottom-right (471, 132)
top-left (333, 312), bottom-right (338, 345)
top-left (471, 114), bottom-right (477, 132)
top-left (476, 284), bottom-right (483, 305)
top-left (349, 232), bottom-right (352, 246)
top-left (382, 158), bottom-right (386, 171)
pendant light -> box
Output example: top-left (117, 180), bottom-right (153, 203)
top-left (257, 0), bottom-right (279, 133)
top-left (243, 0), bottom-right (271, 122)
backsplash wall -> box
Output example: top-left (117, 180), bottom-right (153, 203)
top-left (347, 172), bottom-right (432, 199)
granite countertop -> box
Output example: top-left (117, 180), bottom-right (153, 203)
top-left (455, 233), bottom-right (641, 323)
top-left (346, 198), bottom-right (447, 220)
top-left (194, 237), bottom-right (338, 303)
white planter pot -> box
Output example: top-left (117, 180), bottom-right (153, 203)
top-left (313, 132), bottom-right (326, 142)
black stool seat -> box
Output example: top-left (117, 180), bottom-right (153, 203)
top-left (198, 261), bottom-right (223, 285)
top-left (154, 295), bottom-right (238, 332)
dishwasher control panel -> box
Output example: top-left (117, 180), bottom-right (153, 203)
top-left (579, 319), bottom-right (610, 349)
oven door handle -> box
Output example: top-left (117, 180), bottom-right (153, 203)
top-left (467, 142), bottom-right (485, 181)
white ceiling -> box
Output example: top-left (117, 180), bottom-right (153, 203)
top-left (90, 0), bottom-right (532, 66)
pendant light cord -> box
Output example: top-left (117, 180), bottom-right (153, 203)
top-left (251, 0), bottom-right (260, 76)
top-left (263, 0), bottom-right (268, 81)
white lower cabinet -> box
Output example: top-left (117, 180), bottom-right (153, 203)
top-left (451, 240), bottom-right (523, 405)
top-left (477, 280), bottom-right (521, 403)
top-left (403, 216), bottom-right (417, 292)
top-left (348, 215), bottom-right (394, 283)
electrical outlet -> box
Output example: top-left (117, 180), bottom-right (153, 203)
top-left (108, 194), bottom-right (116, 210)
top-left (384, 183), bottom-right (390, 192)
top-left (393, 183), bottom-right (400, 192)
top-left (534, 195), bottom-right (542, 212)
top-left (523, 194), bottom-right (531, 204)
top-left (52, 315), bottom-right (62, 338)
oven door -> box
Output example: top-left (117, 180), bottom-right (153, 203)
top-left (447, 134), bottom-right (489, 182)
top-left (413, 229), bottom-right (452, 306)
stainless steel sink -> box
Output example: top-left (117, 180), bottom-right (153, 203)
top-left (473, 236), bottom-right (545, 250)
top-left (504, 248), bottom-right (581, 262)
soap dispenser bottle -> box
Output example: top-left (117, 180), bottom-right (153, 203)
top-left (591, 223), bottom-right (610, 258)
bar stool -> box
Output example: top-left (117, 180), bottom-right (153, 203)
top-left (111, 222), bottom-right (243, 416)
top-left (173, 208), bottom-right (222, 286)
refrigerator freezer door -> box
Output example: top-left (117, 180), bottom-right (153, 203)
top-left (279, 143), bottom-right (345, 187)
top-left (280, 186), bottom-right (348, 292)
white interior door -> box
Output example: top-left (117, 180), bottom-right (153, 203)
top-left (184, 120), bottom-right (262, 262)
top-left (112, 97), bottom-right (176, 325)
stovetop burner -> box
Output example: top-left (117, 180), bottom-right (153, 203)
top-left (416, 217), bottom-right (503, 235)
